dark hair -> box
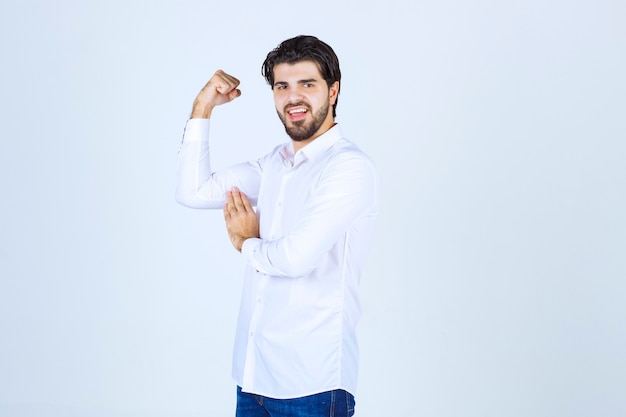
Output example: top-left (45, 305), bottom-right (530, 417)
top-left (262, 35), bottom-right (341, 118)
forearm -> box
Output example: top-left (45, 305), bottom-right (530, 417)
top-left (190, 100), bottom-right (214, 119)
top-left (175, 119), bottom-right (223, 208)
top-left (241, 155), bottom-right (379, 277)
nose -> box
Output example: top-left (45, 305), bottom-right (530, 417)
top-left (287, 85), bottom-right (305, 102)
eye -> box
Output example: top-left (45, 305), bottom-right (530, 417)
top-left (304, 83), bottom-right (314, 88)
top-left (275, 84), bottom-right (287, 90)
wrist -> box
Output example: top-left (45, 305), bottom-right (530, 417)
top-left (236, 236), bottom-right (247, 252)
top-left (191, 100), bottom-right (214, 119)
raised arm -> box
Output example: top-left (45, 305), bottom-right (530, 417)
top-left (176, 71), bottom-right (261, 209)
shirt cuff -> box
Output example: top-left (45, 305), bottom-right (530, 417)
top-left (241, 238), bottom-right (262, 268)
top-left (182, 118), bottom-right (210, 142)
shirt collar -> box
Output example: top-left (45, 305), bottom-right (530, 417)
top-left (280, 124), bottom-right (343, 167)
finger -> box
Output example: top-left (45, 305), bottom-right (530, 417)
top-left (223, 203), bottom-right (230, 220)
top-left (230, 187), bottom-right (246, 211)
top-left (214, 70), bottom-right (240, 93)
top-left (216, 70), bottom-right (240, 87)
top-left (225, 191), bottom-right (237, 212)
top-left (214, 86), bottom-right (240, 101)
top-left (231, 187), bottom-right (252, 213)
top-left (215, 82), bottom-right (237, 96)
top-left (239, 190), bottom-right (253, 212)
top-left (228, 88), bottom-right (242, 101)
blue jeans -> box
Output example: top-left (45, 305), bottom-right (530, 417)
top-left (235, 386), bottom-right (355, 417)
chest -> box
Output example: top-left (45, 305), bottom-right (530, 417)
top-left (256, 158), bottom-right (326, 235)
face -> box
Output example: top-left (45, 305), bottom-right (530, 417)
top-left (272, 61), bottom-right (339, 144)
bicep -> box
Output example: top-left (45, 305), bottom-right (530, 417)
top-left (197, 160), bottom-right (263, 207)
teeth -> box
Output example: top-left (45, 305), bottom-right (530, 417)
top-left (289, 108), bottom-right (307, 115)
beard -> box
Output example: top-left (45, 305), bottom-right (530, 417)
top-left (277, 100), bottom-right (330, 142)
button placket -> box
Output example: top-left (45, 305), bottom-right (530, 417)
top-left (269, 171), bottom-right (291, 240)
top-left (242, 274), bottom-right (268, 388)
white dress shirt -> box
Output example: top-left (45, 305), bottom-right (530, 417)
top-left (176, 118), bottom-right (379, 399)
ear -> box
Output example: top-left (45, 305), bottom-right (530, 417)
top-left (329, 81), bottom-right (339, 105)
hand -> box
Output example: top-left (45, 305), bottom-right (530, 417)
top-left (191, 70), bottom-right (241, 119)
top-left (223, 187), bottom-right (259, 252)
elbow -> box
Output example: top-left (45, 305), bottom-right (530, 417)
top-left (175, 189), bottom-right (194, 208)
top-left (270, 245), bottom-right (320, 278)
top-left (277, 263), bottom-right (315, 278)
top-left (175, 189), bottom-right (212, 209)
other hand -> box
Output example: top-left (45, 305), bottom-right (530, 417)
top-left (223, 187), bottom-right (259, 252)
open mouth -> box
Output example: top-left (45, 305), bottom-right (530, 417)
top-left (287, 106), bottom-right (308, 121)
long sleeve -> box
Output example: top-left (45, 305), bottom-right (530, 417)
top-left (175, 118), bottom-right (263, 209)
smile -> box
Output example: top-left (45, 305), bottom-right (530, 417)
top-left (287, 106), bottom-right (308, 121)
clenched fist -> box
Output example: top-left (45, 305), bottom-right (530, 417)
top-left (191, 70), bottom-right (242, 119)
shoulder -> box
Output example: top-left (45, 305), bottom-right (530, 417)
top-left (327, 138), bottom-right (377, 172)
top-left (257, 142), bottom-right (290, 165)
top-left (317, 138), bottom-right (379, 190)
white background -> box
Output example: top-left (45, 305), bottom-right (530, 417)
top-left (1, 1), bottom-right (624, 416)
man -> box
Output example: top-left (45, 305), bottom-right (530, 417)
top-left (176, 35), bottom-right (378, 417)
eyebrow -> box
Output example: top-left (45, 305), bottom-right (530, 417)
top-left (273, 78), bottom-right (318, 88)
